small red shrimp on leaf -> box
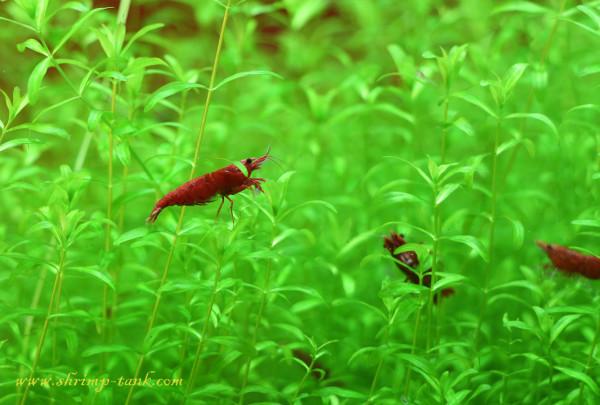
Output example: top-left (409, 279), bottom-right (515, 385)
top-left (535, 240), bottom-right (600, 280)
top-left (147, 149), bottom-right (274, 224)
top-left (383, 231), bottom-right (455, 303)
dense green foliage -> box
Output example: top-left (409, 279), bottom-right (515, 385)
top-left (2, 0), bottom-right (600, 404)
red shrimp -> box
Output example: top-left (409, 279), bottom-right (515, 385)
top-left (535, 240), bottom-right (600, 280)
top-left (146, 150), bottom-right (272, 224)
top-left (383, 231), bottom-right (455, 303)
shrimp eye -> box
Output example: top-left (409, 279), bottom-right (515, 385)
top-left (246, 158), bottom-right (253, 164)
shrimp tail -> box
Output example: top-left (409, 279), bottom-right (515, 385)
top-left (146, 206), bottom-right (163, 224)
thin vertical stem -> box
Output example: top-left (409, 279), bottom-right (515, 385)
top-left (292, 355), bottom-right (317, 402)
top-left (577, 315), bottom-right (600, 404)
top-left (502, 328), bottom-right (513, 404)
top-left (475, 118), bottom-right (501, 350)
top-left (548, 344), bottom-right (554, 403)
top-left (441, 100), bottom-right (449, 164)
top-left (426, 201), bottom-right (440, 352)
top-left (51, 270), bottom-right (64, 366)
top-left (125, 2), bottom-right (232, 403)
top-left (498, 0), bottom-right (567, 191)
top-left (20, 248), bottom-right (67, 405)
top-left (101, 80), bottom-right (117, 371)
top-left (16, 238), bottom-right (55, 405)
top-left (110, 165), bottom-right (129, 345)
top-left (366, 316), bottom-right (392, 404)
top-left (183, 260), bottom-right (222, 401)
top-left (239, 227), bottom-right (275, 405)
top-left (404, 292), bottom-right (424, 398)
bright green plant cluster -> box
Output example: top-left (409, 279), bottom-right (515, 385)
top-left (1, 0), bottom-right (600, 404)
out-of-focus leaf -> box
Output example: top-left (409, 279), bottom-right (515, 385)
top-left (0, 138), bottom-right (44, 152)
top-left (212, 70), bottom-right (283, 91)
top-left (144, 82), bottom-right (208, 112)
top-left (27, 58), bottom-right (52, 105)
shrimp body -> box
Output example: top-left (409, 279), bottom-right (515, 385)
top-left (147, 152), bottom-right (270, 224)
top-left (383, 231), bottom-right (455, 303)
top-left (535, 240), bottom-right (600, 280)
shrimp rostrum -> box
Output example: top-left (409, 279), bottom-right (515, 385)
top-left (146, 150), bottom-right (272, 224)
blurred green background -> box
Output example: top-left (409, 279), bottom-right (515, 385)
top-left (2, 0), bottom-right (600, 404)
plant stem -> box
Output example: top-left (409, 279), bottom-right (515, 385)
top-left (367, 315), bottom-right (392, 404)
top-left (502, 328), bottom-right (513, 404)
top-left (577, 315), bottom-right (600, 404)
top-left (404, 292), bottom-right (424, 399)
top-left (441, 100), bottom-right (449, 164)
top-left (239, 227), bottom-right (275, 405)
top-left (426, 199), bottom-right (440, 352)
top-left (51, 269), bottom-right (64, 366)
top-left (475, 118), bottom-right (501, 350)
top-left (183, 259), bottom-right (222, 401)
top-left (292, 355), bottom-right (317, 403)
top-left (125, 1), bottom-right (231, 403)
top-left (548, 344), bottom-right (554, 403)
top-left (498, 0), bottom-right (567, 191)
top-left (20, 248), bottom-right (67, 405)
top-left (101, 80), bottom-right (117, 372)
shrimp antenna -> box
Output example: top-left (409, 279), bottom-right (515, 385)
top-left (265, 155), bottom-right (288, 172)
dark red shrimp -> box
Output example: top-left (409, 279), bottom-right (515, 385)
top-left (383, 231), bottom-right (455, 303)
top-left (146, 149), bottom-right (272, 224)
top-left (535, 240), bottom-right (600, 280)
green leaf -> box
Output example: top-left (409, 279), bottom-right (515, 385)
top-left (10, 123), bottom-right (69, 138)
top-left (96, 70), bottom-right (128, 82)
top-left (122, 57), bottom-right (168, 75)
top-left (554, 366), bottom-right (599, 396)
top-left (490, 280), bottom-right (542, 296)
top-left (532, 66), bottom-right (548, 101)
top-left (504, 112), bottom-right (558, 139)
top-left (82, 344), bottom-right (136, 357)
top-left (436, 183), bottom-right (461, 206)
top-left (144, 82), bottom-right (209, 112)
top-left (87, 109), bottom-right (105, 131)
top-left (380, 281), bottom-right (427, 299)
top-left (502, 63), bottom-right (528, 99)
top-left (506, 217), bottom-right (524, 248)
top-left (116, 140), bottom-right (132, 167)
top-left (278, 199), bottom-right (337, 222)
top-left (270, 285), bottom-right (325, 301)
top-left (577, 5), bottom-right (600, 31)
top-left (17, 39), bottom-right (47, 56)
top-left (332, 299), bottom-right (386, 321)
top-left (451, 117), bottom-right (474, 136)
top-left (550, 314), bottom-right (581, 344)
top-left (92, 25), bottom-right (113, 57)
top-left (0, 138), bottom-right (44, 152)
top-left (208, 336), bottom-right (257, 356)
top-left (313, 387), bottom-right (366, 399)
top-left (442, 235), bottom-right (489, 262)
top-left (433, 273), bottom-right (466, 293)
top-left (572, 219), bottom-right (600, 228)
top-left (385, 192), bottom-right (427, 205)
top-left (492, 1), bottom-right (553, 15)
top-left (454, 92), bottom-right (498, 119)
top-left (114, 227), bottom-right (149, 245)
top-left (497, 139), bottom-right (520, 155)
top-left (289, 0), bottom-right (327, 30)
top-left (212, 70), bottom-right (284, 91)
top-left (53, 8), bottom-right (109, 54)
top-left (35, 0), bottom-right (50, 29)
top-left (122, 23), bottom-right (165, 55)
top-left (0, 17), bottom-right (36, 32)
top-left (27, 58), bottom-right (52, 105)
top-left (70, 266), bottom-right (116, 290)
top-left (373, 103), bottom-right (415, 124)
